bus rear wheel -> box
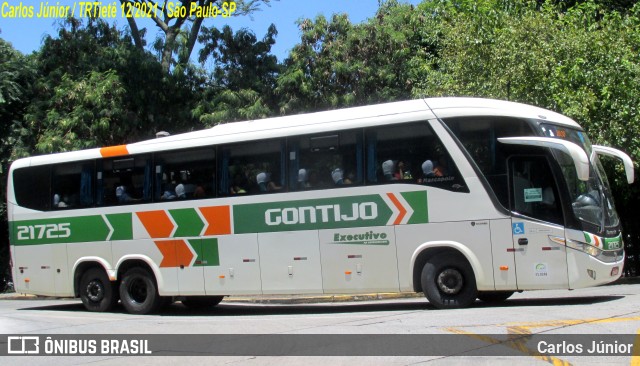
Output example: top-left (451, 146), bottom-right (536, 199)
top-left (421, 254), bottom-right (477, 309)
top-left (79, 268), bottom-right (118, 312)
top-left (119, 267), bottom-right (161, 315)
top-left (477, 291), bottom-right (514, 303)
top-left (182, 296), bottom-right (224, 309)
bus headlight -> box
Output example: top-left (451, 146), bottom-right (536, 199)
top-left (567, 240), bottom-right (601, 256)
top-left (566, 240), bottom-right (624, 263)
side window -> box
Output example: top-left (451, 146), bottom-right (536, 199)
top-left (509, 156), bottom-right (563, 225)
top-left (13, 166), bottom-right (50, 211)
top-left (101, 155), bottom-right (152, 205)
top-left (365, 121), bottom-right (466, 192)
top-left (291, 130), bottom-right (362, 190)
top-left (442, 117), bottom-right (535, 205)
top-left (219, 139), bottom-right (284, 195)
top-left (154, 148), bottom-right (216, 200)
top-left (52, 162), bottom-right (95, 209)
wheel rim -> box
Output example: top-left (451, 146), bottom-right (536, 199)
top-left (128, 277), bottom-right (148, 304)
top-left (86, 280), bottom-right (104, 302)
top-left (436, 268), bottom-right (464, 295)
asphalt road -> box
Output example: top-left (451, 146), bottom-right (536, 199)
top-left (3, 283), bottom-right (640, 365)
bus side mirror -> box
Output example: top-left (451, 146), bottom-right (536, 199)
top-left (498, 137), bottom-right (590, 181)
top-left (591, 145), bottom-right (635, 184)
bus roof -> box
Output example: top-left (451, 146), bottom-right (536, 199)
top-left (12, 97), bottom-right (581, 168)
top-left (425, 97), bottom-right (582, 129)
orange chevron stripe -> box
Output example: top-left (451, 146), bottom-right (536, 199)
top-left (387, 193), bottom-right (407, 225)
top-left (155, 240), bottom-right (194, 268)
top-left (199, 206), bottom-right (232, 235)
top-left (137, 210), bottom-right (174, 238)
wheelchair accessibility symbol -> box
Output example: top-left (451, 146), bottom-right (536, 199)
top-left (512, 223), bottom-right (525, 235)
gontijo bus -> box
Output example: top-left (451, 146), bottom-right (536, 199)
top-left (7, 98), bottom-right (635, 314)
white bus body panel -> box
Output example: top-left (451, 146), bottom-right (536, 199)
top-left (258, 231), bottom-right (323, 294)
top-left (319, 226), bottom-right (399, 293)
top-left (489, 219), bottom-right (518, 290)
top-left (510, 219), bottom-right (568, 289)
top-left (205, 234), bottom-right (261, 295)
top-left (13, 243), bottom-right (70, 296)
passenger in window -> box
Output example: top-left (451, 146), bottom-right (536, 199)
top-left (256, 172), bottom-right (281, 192)
top-left (193, 180), bottom-right (206, 198)
top-left (160, 188), bottom-right (176, 200)
top-left (307, 170), bottom-right (320, 188)
top-left (53, 194), bottom-right (67, 208)
top-left (331, 168), bottom-right (352, 185)
top-left (394, 160), bottom-right (413, 180)
top-left (433, 156), bottom-right (449, 177)
top-left (116, 185), bottom-right (137, 203)
top-left (298, 169), bottom-right (310, 189)
top-left (382, 160), bottom-right (396, 180)
top-left (175, 182), bottom-right (186, 199)
top-left (421, 160), bottom-right (436, 179)
top-left (230, 174), bottom-right (247, 195)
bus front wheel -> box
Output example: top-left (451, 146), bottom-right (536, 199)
top-left (119, 267), bottom-right (161, 315)
top-left (79, 268), bottom-right (118, 312)
top-left (421, 254), bottom-right (477, 309)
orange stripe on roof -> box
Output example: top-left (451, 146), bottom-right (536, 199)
top-left (200, 206), bottom-right (232, 235)
top-left (100, 145), bottom-right (129, 158)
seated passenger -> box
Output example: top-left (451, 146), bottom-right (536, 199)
top-left (116, 185), bottom-right (136, 203)
top-left (53, 194), bottom-right (67, 208)
top-left (394, 160), bottom-right (412, 180)
top-left (256, 172), bottom-right (281, 192)
top-left (175, 183), bottom-right (186, 199)
top-left (230, 175), bottom-right (247, 194)
top-left (433, 156), bottom-right (449, 177)
top-left (331, 168), bottom-right (352, 186)
top-left (298, 169), bottom-right (309, 189)
top-left (382, 160), bottom-right (396, 180)
top-left (422, 160), bottom-right (436, 178)
top-left (332, 168), bottom-right (344, 185)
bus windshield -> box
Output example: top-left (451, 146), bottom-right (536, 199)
top-left (540, 123), bottom-right (619, 233)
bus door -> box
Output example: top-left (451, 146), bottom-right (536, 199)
top-left (508, 155), bottom-right (569, 290)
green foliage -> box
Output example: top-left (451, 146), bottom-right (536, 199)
top-left (194, 24), bottom-right (280, 125)
top-left (11, 18), bottom-right (200, 158)
top-left (122, 0), bottom-right (274, 74)
top-left (34, 70), bottom-right (126, 152)
top-left (411, 0), bottom-right (640, 193)
top-left (0, 39), bottom-right (34, 292)
top-left (277, 1), bottom-right (430, 113)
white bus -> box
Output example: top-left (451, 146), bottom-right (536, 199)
top-left (7, 98), bottom-right (635, 314)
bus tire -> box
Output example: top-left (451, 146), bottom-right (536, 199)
top-left (119, 267), bottom-right (161, 315)
top-left (477, 291), bottom-right (514, 303)
top-left (421, 254), bottom-right (477, 309)
top-left (182, 296), bottom-right (224, 309)
top-left (79, 268), bottom-right (118, 312)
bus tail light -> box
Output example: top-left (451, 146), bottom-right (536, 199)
top-left (611, 267), bottom-right (620, 276)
